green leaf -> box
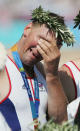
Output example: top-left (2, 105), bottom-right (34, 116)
top-left (31, 6), bottom-right (75, 46)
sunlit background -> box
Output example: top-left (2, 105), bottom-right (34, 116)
top-left (0, 0), bottom-right (80, 48)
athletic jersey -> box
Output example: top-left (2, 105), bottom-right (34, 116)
top-left (0, 56), bottom-right (48, 131)
top-left (64, 61), bottom-right (80, 121)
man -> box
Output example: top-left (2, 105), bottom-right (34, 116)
top-left (59, 11), bottom-right (80, 121)
top-left (0, 6), bottom-right (74, 131)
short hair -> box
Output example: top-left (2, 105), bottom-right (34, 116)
top-left (31, 6), bottom-right (75, 46)
top-left (32, 12), bottom-right (65, 46)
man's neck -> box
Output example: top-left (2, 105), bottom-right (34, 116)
top-left (23, 64), bottom-right (35, 78)
top-left (11, 44), bottom-right (35, 78)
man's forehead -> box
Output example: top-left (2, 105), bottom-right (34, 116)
top-left (32, 23), bottom-right (54, 41)
top-left (33, 23), bottom-right (50, 32)
top-left (39, 31), bottom-right (54, 42)
top-left (39, 26), bottom-right (54, 41)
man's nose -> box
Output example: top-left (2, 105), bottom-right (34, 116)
top-left (31, 39), bottom-right (39, 47)
top-left (33, 36), bottom-right (40, 46)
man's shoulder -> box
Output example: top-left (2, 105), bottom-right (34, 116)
top-left (7, 49), bottom-right (14, 60)
top-left (59, 63), bottom-right (71, 77)
top-left (59, 58), bottom-right (80, 77)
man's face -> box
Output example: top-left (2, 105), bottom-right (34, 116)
top-left (21, 24), bottom-right (55, 66)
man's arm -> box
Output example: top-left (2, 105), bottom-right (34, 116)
top-left (59, 65), bottom-right (76, 103)
top-left (45, 49), bottom-right (68, 124)
top-left (37, 37), bottom-right (68, 124)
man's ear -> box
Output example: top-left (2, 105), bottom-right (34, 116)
top-left (23, 22), bottom-right (32, 37)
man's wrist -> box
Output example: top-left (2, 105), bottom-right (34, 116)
top-left (46, 72), bottom-right (59, 82)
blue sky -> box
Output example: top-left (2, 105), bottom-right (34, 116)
top-left (0, 20), bottom-right (29, 48)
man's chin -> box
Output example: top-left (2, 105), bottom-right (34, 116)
top-left (24, 56), bottom-right (42, 66)
top-left (24, 60), bottom-right (37, 66)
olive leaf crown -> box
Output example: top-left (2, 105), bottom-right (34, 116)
top-left (74, 10), bottom-right (80, 29)
top-left (31, 6), bottom-right (75, 46)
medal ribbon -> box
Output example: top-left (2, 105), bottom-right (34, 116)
top-left (11, 50), bottom-right (40, 125)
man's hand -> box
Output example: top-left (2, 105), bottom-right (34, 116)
top-left (37, 37), bottom-right (68, 124)
top-left (37, 37), bottom-right (60, 76)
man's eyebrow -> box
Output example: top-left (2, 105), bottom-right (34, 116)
top-left (39, 30), bottom-right (52, 43)
top-left (39, 36), bottom-right (50, 43)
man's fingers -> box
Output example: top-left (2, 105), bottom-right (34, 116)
top-left (37, 37), bottom-right (60, 62)
top-left (38, 39), bottom-right (50, 54)
top-left (52, 37), bottom-right (57, 46)
top-left (37, 45), bottom-right (46, 58)
top-left (39, 39), bottom-right (51, 49)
